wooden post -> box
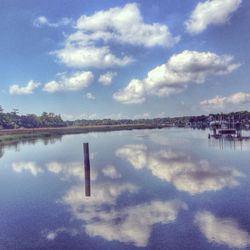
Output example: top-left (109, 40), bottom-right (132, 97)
top-left (83, 143), bottom-right (91, 196)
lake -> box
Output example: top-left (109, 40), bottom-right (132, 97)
top-left (0, 128), bottom-right (250, 250)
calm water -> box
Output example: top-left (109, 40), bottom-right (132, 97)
top-left (0, 128), bottom-right (250, 250)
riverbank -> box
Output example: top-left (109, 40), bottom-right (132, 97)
top-left (0, 124), bottom-right (166, 143)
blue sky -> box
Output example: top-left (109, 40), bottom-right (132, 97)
top-left (1, 0), bottom-right (250, 120)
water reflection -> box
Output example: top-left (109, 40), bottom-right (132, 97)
top-left (195, 211), bottom-right (250, 248)
top-left (85, 165), bottom-right (91, 196)
top-left (12, 161), bottom-right (43, 176)
top-left (46, 161), bottom-right (96, 180)
top-left (84, 200), bottom-right (187, 247)
top-left (102, 165), bottom-right (121, 179)
top-left (83, 143), bottom-right (91, 196)
top-left (116, 144), bottom-right (244, 195)
top-left (0, 134), bottom-right (62, 159)
top-left (61, 175), bottom-right (186, 247)
top-left (208, 137), bottom-right (249, 151)
top-left (1, 129), bottom-right (250, 249)
top-left (34, 157), bottom-right (187, 247)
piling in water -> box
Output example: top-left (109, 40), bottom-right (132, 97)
top-left (83, 142), bottom-right (91, 196)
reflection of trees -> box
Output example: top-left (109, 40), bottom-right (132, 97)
top-left (0, 135), bottom-right (63, 158)
top-left (42, 135), bottom-right (62, 146)
top-left (0, 146), bottom-right (4, 159)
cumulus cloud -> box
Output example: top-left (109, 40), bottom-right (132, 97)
top-left (102, 165), bottom-right (121, 179)
top-left (201, 92), bottom-right (250, 109)
top-left (75, 3), bottom-right (179, 48)
top-left (86, 92), bottom-right (96, 100)
top-left (12, 162), bottom-right (43, 176)
top-left (195, 211), bottom-right (250, 248)
top-left (113, 79), bottom-right (146, 104)
top-left (9, 80), bottom-right (40, 95)
top-left (54, 3), bottom-right (178, 68)
top-left (185, 0), bottom-right (242, 34)
top-left (116, 144), bottom-right (244, 195)
top-left (43, 71), bottom-right (94, 93)
top-left (54, 46), bottom-right (133, 69)
top-left (113, 50), bottom-right (240, 104)
top-left (98, 71), bottom-right (117, 86)
top-left (33, 16), bottom-right (72, 28)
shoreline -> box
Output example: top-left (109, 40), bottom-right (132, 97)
top-left (0, 124), bottom-right (167, 143)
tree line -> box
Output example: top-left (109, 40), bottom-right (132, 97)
top-left (0, 106), bottom-right (65, 129)
top-left (1, 104), bottom-right (250, 130)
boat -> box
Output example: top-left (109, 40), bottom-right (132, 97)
top-left (208, 120), bottom-right (237, 139)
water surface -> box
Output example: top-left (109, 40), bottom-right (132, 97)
top-left (0, 128), bottom-right (250, 249)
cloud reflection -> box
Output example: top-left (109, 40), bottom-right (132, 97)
top-left (102, 165), bottom-right (121, 179)
top-left (12, 162), bottom-right (43, 176)
top-left (116, 144), bottom-right (244, 194)
top-left (43, 227), bottom-right (78, 241)
top-left (195, 211), bottom-right (250, 248)
top-left (85, 200), bottom-right (187, 247)
top-left (46, 161), bottom-right (97, 180)
top-left (60, 163), bottom-right (186, 247)
top-left (62, 181), bottom-right (139, 209)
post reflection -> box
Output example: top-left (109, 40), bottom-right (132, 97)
top-left (84, 142), bottom-right (91, 196)
top-left (208, 136), bottom-right (246, 151)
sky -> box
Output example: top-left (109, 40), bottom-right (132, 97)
top-left (1, 0), bottom-right (250, 120)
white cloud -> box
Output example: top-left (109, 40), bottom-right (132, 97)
top-left (61, 113), bottom-right (98, 121)
top-left (185, 0), bottom-right (242, 34)
top-left (195, 211), bottom-right (250, 248)
top-left (113, 79), bottom-right (145, 104)
top-left (54, 3), bottom-right (178, 69)
top-left (133, 112), bottom-right (151, 119)
top-left (114, 50), bottom-right (240, 104)
top-left (86, 92), bottom-right (96, 100)
top-left (102, 165), bottom-right (121, 179)
top-left (55, 46), bottom-right (133, 68)
top-left (43, 71), bottom-right (94, 93)
top-left (12, 162), bottom-right (43, 176)
top-left (75, 3), bottom-right (179, 48)
top-left (116, 144), bottom-right (244, 195)
top-left (98, 71), bottom-right (117, 86)
top-left (201, 92), bottom-right (250, 109)
top-left (9, 80), bottom-right (40, 95)
top-left (87, 113), bottom-right (98, 120)
top-left (156, 111), bottom-right (165, 118)
top-left (200, 95), bottom-right (226, 107)
top-left (33, 16), bottom-right (72, 28)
